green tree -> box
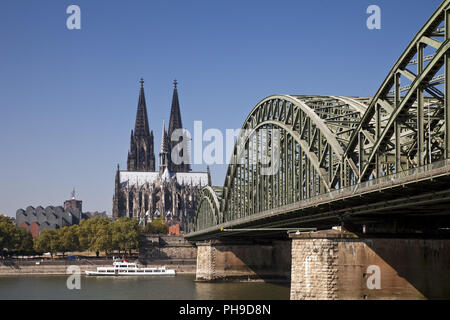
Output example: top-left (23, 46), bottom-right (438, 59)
top-left (78, 217), bottom-right (111, 257)
top-left (92, 223), bottom-right (112, 257)
top-left (0, 216), bottom-right (15, 256)
top-left (0, 215), bottom-right (34, 257)
top-left (143, 218), bottom-right (169, 235)
top-left (111, 217), bottom-right (140, 257)
top-left (33, 229), bottom-right (60, 258)
top-left (57, 226), bottom-right (80, 257)
top-left (16, 228), bottom-right (34, 255)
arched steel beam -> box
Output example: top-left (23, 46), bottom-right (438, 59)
top-left (330, 96), bottom-right (376, 146)
top-left (233, 120), bottom-right (332, 192)
top-left (222, 95), bottom-right (356, 200)
top-left (225, 95), bottom-right (359, 173)
top-left (195, 197), bottom-right (215, 229)
top-left (194, 186), bottom-right (222, 230)
top-left (221, 95), bottom-right (360, 219)
top-left (246, 95), bottom-right (349, 157)
top-left (344, 0), bottom-right (450, 182)
top-left (191, 2), bottom-right (450, 235)
top-left (359, 32), bottom-right (450, 181)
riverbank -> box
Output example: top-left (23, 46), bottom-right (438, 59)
top-left (0, 259), bottom-right (196, 275)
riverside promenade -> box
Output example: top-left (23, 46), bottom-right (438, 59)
top-left (0, 258), bottom-right (196, 275)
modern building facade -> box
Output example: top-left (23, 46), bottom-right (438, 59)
top-left (113, 79), bottom-right (210, 232)
top-left (16, 193), bottom-right (108, 237)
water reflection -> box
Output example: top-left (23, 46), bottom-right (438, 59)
top-left (194, 281), bottom-right (289, 300)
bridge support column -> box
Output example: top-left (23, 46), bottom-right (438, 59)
top-left (195, 240), bottom-right (291, 282)
top-left (196, 242), bottom-right (216, 281)
top-left (290, 227), bottom-right (450, 300)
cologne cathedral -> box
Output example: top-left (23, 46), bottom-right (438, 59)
top-left (112, 79), bottom-right (210, 232)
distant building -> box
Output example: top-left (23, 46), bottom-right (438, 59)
top-left (16, 192), bottom-right (108, 237)
top-left (113, 79), bottom-right (211, 232)
top-left (169, 224), bottom-right (181, 236)
top-left (64, 189), bottom-right (82, 212)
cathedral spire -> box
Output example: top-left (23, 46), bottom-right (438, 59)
top-left (161, 121), bottom-right (169, 154)
top-left (207, 166), bottom-right (212, 186)
top-left (134, 78), bottom-right (151, 137)
top-left (127, 78), bottom-right (156, 172)
top-left (167, 79), bottom-right (191, 172)
top-left (168, 79), bottom-right (182, 141)
top-left (159, 121), bottom-right (169, 173)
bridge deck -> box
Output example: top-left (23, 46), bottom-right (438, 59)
top-left (186, 159), bottom-right (450, 240)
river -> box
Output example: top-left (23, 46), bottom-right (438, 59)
top-left (0, 275), bottom-right (290, 300)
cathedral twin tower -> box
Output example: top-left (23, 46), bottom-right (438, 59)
top-left (127, 78), bottom-right (191, 173)
top-left (113, 79), bottom-right (209, 231)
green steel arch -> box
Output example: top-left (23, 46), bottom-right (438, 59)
top-left (191, 0), bottom-right (450, 236)
top-left (195, 95), bottom-right (365, 228)
top-left (344, 0), bottom-right (450, 182)
top-left (193, 186), bottom-right (223, 231)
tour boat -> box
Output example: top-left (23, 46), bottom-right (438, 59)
top-left (85, 259), bottom-right (176, 276)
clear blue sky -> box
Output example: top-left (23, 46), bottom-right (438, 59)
top-left (0, 0), bottom-right (443, 217)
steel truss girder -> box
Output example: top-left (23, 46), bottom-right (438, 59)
top-left (193, 186), bottom-right (222, 231)
top-left (201, 95), bottom-right (365, 227)
top-left (191, 1), bottom-right (450, 235)
top-left (344, 0), bottom-right (450, 182)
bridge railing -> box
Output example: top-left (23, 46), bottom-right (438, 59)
top-left (300, 158), bottom-right (450, 208)
top-left (187, 159), bottom-right (450, 238)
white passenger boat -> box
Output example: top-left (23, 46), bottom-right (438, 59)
top-left (85, 260), bottom-right (176, 276)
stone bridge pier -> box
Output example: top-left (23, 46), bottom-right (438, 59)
top-left (194, 228), bottom-right (450, 300)
top-left (195, 240), bottom-right (291, 282)
top-left (290, 228), bottom-right (450, 300)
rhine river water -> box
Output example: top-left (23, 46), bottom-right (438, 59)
top-left (0, 275), bottom-right (290, 300)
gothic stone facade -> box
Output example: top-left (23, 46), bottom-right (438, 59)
top-left (113, 79), bottom-right (210, 232)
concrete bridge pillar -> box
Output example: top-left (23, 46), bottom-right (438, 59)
top-left (195, 240), bottom-right (291, 282)
top-left (290, 227), bottom-right (450, 300)
top-left (196, 242), bottom-right (216, 281)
